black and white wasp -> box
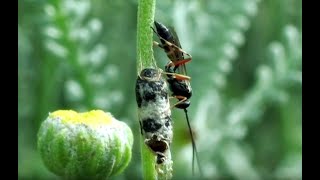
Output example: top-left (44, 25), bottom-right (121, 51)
top-left (152, 21), bottom-right (203, 176)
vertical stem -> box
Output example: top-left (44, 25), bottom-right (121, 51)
top-left (140, 136), bottom-right (157, 180)
top-left (136, 1), bottom-right (173, 179)
top-left (136, 0), bottom-right (157, 179)
top-left (136, 0), bottom-right (156, 73)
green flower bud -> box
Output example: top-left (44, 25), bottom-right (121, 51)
top-left (37, 110), bottom-right (133, 180)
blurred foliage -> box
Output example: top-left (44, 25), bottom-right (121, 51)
top-left (18, 0), bottom-right (301, 179)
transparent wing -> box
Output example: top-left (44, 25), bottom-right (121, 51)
top-left (168, 26), bottom-right (189, 76)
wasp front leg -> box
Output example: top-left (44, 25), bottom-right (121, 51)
top-left (154, 31), bottom-right (191, 57)
top-left (152, 26), bottom-right (192, 58)
top-left (153, 40), bottom-right (165, 49)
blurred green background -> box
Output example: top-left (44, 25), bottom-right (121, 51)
top-left (18, 0), bottom-right (301, 179)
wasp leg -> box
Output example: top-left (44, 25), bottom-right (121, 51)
top-left (175, 73), bottom-right (191, 80)
top-left (163, 61), bottom-right (191, 80)
top-left (151, 26), bottom-right (192, 58)
top-left (173, 58), bottom-right (192, 66)
top-left (153, 40), bottom-right (177, 61)
top-left (170, 96), bottom-right (188, 109)
top-left (158, 36), bottom-right (192, 58)
top-left (151, 26), bottom-right (158, 36)
top-left (162, 71), bottom-right (191, 80)
top-left (153, 41), bottom-right (165, 49)
top-left (165, 58), bottom-right (192, 68)
top-left (151, 26), bottom-right (166, 49)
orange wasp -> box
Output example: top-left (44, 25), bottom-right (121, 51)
top-left (152, 21), bottom-right (203, 176)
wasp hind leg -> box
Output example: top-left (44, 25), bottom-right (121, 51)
top-left (170, 96), bottom-right (188, 109)
top-left (172, 58), bottom-right (192, 67)
top-left (162, 71), bottom-right (191, 80)
top-left (165, 57), bottom-right (192, 68)
top-left (165, 60), bottom-right (192, 72)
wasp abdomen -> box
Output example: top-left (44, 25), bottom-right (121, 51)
top-left (167, 78), bottom-right (192, 98)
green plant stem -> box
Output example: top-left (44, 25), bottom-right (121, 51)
top-left (136, 0), bottom-right (157, 179)
top-left (136, 0), bottom-right (156, 72)
top-left (140, 136), bottom-right (157, 180)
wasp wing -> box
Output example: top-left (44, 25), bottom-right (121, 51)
top-left (168, 26), bottom-right (189, 76)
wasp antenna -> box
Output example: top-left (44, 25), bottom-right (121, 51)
top-left (151, 26), bottom-right (157, 34)
top-left (183, 108), bottom-right (203, 177)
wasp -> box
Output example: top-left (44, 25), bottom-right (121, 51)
top-left (152, 21), bottom-right (203, 176)
top-left (135, 68), bottom-right (173, 175)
